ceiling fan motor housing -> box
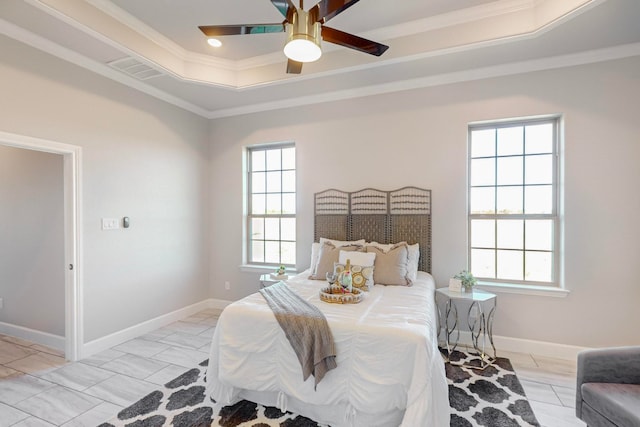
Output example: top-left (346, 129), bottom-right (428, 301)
top-left (284, 9), bottom-right (322, 62)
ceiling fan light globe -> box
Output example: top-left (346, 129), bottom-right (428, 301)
top-left (284, 38), bottom-right (322, 62)
top-left (207, 38), bottom-right (222, 47)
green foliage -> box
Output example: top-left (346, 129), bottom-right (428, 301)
top-left (454, 270), bottom-right (477, 289)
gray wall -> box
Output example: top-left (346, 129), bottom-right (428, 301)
top-left (0, 35), bottom-right (211, 343)
top-left (0, 145), bottom-right (64, 335)
top-left (209, 56), bottom-right (640, 348)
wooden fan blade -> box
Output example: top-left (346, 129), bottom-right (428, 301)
top-left (310, 0), bottom-right (360, 23)
top-left (199, 24), bottom-right (285, 37)
top-left (321, 26), bottom-right (389, 56)
top-left (286, 59), bottom-right (303, 74)
top-left (270, 0), bottom-right (296, 20)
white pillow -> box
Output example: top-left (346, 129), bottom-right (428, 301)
top-left (407, 244), bottom-right (420, 281)
top-left (310, 242), bottom-right (321, 272)
top-left (339, 250), bottom-right (376, 267)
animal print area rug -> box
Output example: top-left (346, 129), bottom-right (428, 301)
top-left (100, 350), bottom-right (539, 427)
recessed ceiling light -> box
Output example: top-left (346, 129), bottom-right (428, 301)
top-left (207, 38), bottom-right (222, 48)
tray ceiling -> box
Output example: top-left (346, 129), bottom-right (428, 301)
top-left (1, 0), bottom-right (639, 118)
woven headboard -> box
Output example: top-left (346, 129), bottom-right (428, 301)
top-left (314, 187), bottom-right (432, 273)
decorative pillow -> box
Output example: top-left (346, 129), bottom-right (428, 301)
top-left (320, 237), bottom-right (366, 247)
top-left (365, 242), bottom-right (412, 286)
top-left (310, 238), bottom-right (366, 276)
top-left (367, 241), bottom-right (419, 281)
top-left (338, 250), bottom-right (376, 267)
top-left (334, 262), bottom-right (375, 291)
top-left (309, 242), bottom-right (363, 280)
top-left (406, 243), bottom-right (420, 281)
top-left (310, 242), bottom-right (321, 273)
top-left (366, 241), bottom-right (394, 252)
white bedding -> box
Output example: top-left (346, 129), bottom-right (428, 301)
top-left (206, 270), bottom-right (449, 427)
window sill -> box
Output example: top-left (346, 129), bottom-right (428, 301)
top-left (475, 281), bottom-right (570, 298)
top-left (239, 264), bottom-right (298, 274)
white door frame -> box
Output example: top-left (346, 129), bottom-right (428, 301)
top-left (0, 131), bottom-right (82, 361)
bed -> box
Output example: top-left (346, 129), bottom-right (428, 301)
top-left (206, 187), bottom-right (449, 426)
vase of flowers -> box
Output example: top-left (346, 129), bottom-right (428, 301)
top-left (454, 270), bottom-right (477, 292)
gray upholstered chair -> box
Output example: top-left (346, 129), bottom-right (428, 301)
top-left (576, 346), bottom-right (640, 427)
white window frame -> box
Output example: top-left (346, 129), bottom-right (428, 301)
top-left (467, 116), bottom-right (566, 296)
top-left (246, 143), bottom-right (296, 268)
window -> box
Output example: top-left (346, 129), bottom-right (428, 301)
top-left (247, 144), bottom-right (296, 266)
top-left (468, 117), bottom-right (560, 286)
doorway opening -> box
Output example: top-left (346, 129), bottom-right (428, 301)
top-left (0, 131), bottom-right (82, 361)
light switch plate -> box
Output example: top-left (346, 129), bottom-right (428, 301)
top-left (102, 218), bottom-right (119, 230)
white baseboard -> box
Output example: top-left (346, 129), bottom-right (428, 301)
top-left (0, 321), bottom-right (65, 352)
top-left (80, 296), bottom-right (587, 363)
top-left (452, 330), bottom-right (589, 361)
top-left (209, 298), bottom-right (233, 310)
top-left (81, 298), bottom-right (219, 359)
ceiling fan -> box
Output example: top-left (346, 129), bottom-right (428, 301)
top-left (198, 0), bottom-right (389, 74)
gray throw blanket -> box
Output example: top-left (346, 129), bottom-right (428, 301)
top-left (260, 282), bottom-right (337, 388)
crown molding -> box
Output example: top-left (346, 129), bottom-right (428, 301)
top-left (234, 0), bottom-right (536, 70)
top-left (218, 0), bottom-right (609, 92)
top-left (4, 0), bottom-right (627, 120)
top-left (38, 0), bottom-right (593, 75)
top-left (363, 0), bottom-right (534, 42)
top-left (85, 0), bottom-right (235, 70)
top-left (0, 17), bottom-right (210, 118)
top-left (3, 9), bottom-right (638, 121)
top-left (85, 0), bottom-right (185, 59)
top-left (206, 42), bottom-right (640, 119)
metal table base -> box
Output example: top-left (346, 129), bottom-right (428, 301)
top-left (437, 288), bottom-right (497, 370)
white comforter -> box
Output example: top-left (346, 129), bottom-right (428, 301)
top-left (206, 271), bottom-right (449, 427)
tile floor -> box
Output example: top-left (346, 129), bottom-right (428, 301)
top-left (500, 349), bottom-right (586, 427)
top-left (0, 309), bottom-right (585, 426)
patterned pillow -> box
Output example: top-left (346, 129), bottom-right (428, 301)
top-left (333, 262), bottom-right (375, 291)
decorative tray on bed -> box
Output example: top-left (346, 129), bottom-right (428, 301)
top-left (319, 286), bottom-right (363, 304)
